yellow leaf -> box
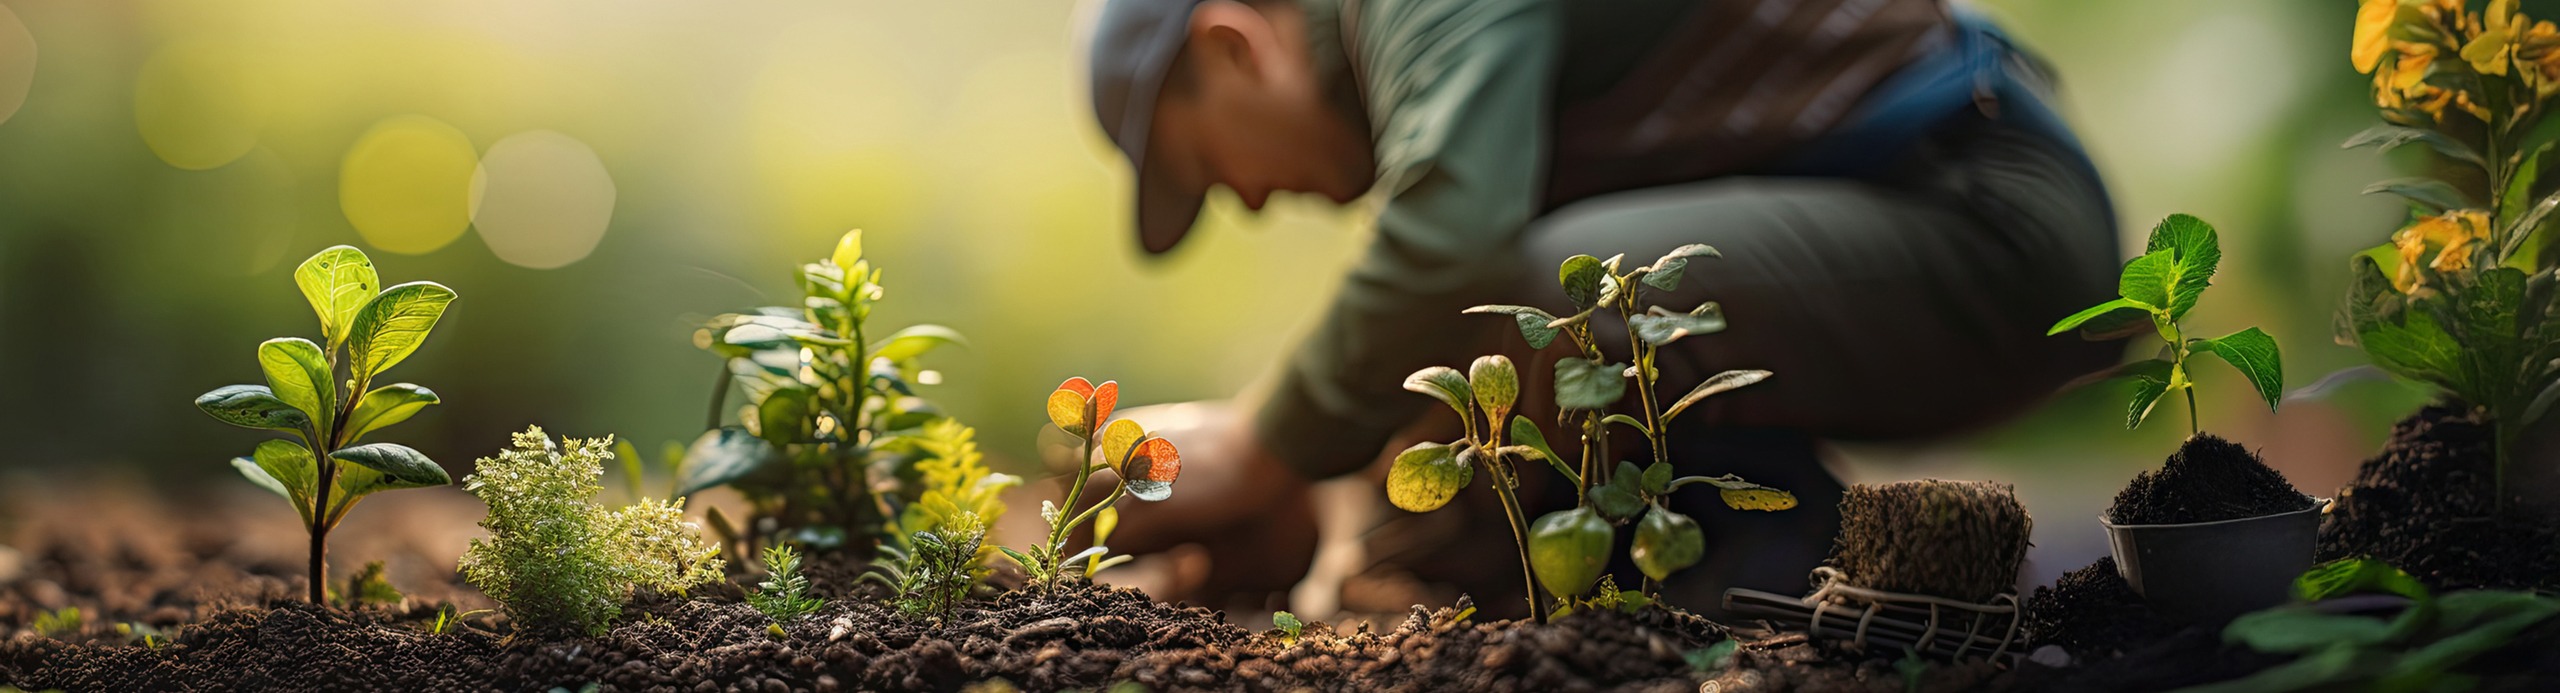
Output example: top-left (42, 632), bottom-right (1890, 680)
top-left (1719, 487), bottom-right (1798, 511)
top-left (1100, 419), bottom-right (1146, 470)
top-left (831, 229), bottom-right (863, 269)
top-left (1046, 389), bottom-right (1089, 437)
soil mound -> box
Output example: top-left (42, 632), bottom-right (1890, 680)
top-left (2317, 404), bottom-right (2560, 592)
top-left (2107, 434), bottom-right (2309, 525)
top-left (1828, 479), bottom-right (2032, 603)
top-left (2020, 557), bottom-right (2176, 659)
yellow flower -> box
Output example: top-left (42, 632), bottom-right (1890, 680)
top-left (2390, 209), bottom-right (2490, 292)
top-left (2357, 0), bottom-right (2400, 72)
top-left (2463, 0), bottom-right (2518, 75)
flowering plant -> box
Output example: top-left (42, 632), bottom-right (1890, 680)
top-left (2343, 0), bottom-right (2560, 507)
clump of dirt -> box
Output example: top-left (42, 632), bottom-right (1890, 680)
top-left (1317, 599), bottom-right (1727, 692)
top-left (2318, 404), bottom-right (2560, 593)
top-left (1698, 632), bottom-right (2015, 693)
top-left (2107, 434), bottom-right (2310, 525)
top-left (2021, 557), bottom-right (2177, 660)
top-left (1828, 479), bottom-right (2033, 603)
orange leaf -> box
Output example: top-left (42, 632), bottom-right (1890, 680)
top-left (1128, 437), bottom-right (1180, 483)
top-left (1090, 380), bottom-right (1119, 428)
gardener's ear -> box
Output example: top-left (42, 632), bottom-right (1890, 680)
top-left (1186, 0), bottom-right (1278, 85)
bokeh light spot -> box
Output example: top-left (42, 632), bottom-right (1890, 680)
top-left (340, 114), bottom-right (476, 255)
top-left (470, 130), bottom-right (616, 269)
top-left (0, 5), bottom-right (33, 128)
top-left (134, 41), bottom-right (267, 170)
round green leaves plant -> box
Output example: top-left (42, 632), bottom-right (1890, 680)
top-left (195, 245), bottom-right (456, 604)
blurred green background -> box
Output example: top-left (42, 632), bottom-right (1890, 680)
top-left (0, 0), bottom-right (2454, 581)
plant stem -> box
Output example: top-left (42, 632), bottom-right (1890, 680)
top-left (2185, 386), bottom-right (2200, 438)
top-left (1487, 461), bottom-right (1544, 622)
top-left (706, 365), bottom-right (732, 430)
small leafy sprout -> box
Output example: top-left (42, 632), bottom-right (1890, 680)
top-left (2049, 214), bottom-right (2283, 434)
top-left (1896, 646), bottom-right (1930, 693)
top-left (427, 606), bottom-right (492, 636)
top-left (331, 559), bottom-right (403, 608)
top-left (114, 622), bottom-right (168, 649)
top-left (1684, 639), bottom-right (1739, 673)
top-left (458, 427), bottom-right (726, 636)
top-left (31, 607), bottom-right (80, 637)
top-left (1001, 377), bottom-right (1180, 590)
top-left (1554, 576), bottom-right (1652, 619)
top-left (867, 513), bottom-right (986, 618)
top-left (681, 229), bottom-right (973, 556)
top-left (1392, 355), bottom-right (1551, 620)
top-left (1445, 245), bottom-right (1790, 616)
top-left (195, 245), bottom-right (457, 604)
top-left (749, 544), bottom-right (824, 622)
top-left (1272, 611), bottom-right (1304, 646)
top-left (892, 419), bottom-right (1023, 579)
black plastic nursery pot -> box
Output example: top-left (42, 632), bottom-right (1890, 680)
top-left (2099, 499), bottom-right (2327, 623)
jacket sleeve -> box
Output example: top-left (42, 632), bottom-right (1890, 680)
top-left (1254, 0), bottom-right (1560, 479)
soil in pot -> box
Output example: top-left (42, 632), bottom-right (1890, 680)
top-left (2317, 403), bottom-right (2560, 593)
top-left (2106, 434), bottom-right (2311, 525)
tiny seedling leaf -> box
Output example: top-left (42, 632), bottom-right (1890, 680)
top-left (294, 245), bottom-right (379, 349)
top-left (258, 337), bottom-right (336, 434)
top-left (2048, 297), bottom-right (2152, 336)
top-left (329, 443), bottom-right (453, 495)
top-left (1641, 462), bottom-right (1673, 496)
top-left (868, 324), bottom-right (967, 364)
top-left (1632, 505), bottom-right (1704, 580)
top-left (1628, 304), bottom-right (1727, 345)
top-left (1470, 355), bottom-right (1519, 424)
top-left (1403, 366), bottom-right (1474, 421)
top-left (2116, 249), bottom-right (2178, 312)
top-left (2194, 327), bottom-right (2284, 412)
top-left (1661, 369), bottom-right (1772, 421)
top-left (247, 439), bottom-right (321, 524)
top-left (346, 281), bottom-right (457, 381)
top-left (195, 384), bottom-right (313, 433)
top-left (1507, 416), bottom-right (1578, 488)
top-left (342, 383), bottom-right (440, 445)
top-left (1387, 442), bottom-right (1472, 512)
top-left (1600, 413), bottom-right (1650, 436)
top-left (831, 229), bottom-right (863, 269)
top-left (1554, 358), bottom-right (1628, 410)
top-left (2123, 359), bottom-right (2178, 430)
top-left (2145, 214), bottom-right (2221, 321)
top-left (1559, 255), bottom-right (1606, 309)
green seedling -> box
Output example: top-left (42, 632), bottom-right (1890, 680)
top-left (31, 607), bottom-right (80, 637)
top-left (459, 427), bottom-right (725, 636)
top-left (682, 229), bottom-right (974, 555)
top-left (333, 560), bottom-right (402, 608)
top-left (427, 606), bottom-right (492, 636)
top-left (1000, 377), bottom-right (1181, 590)
top-left (892, 419), bottom-right (1022, 579)
top-left (1412, 245), bottom-right (1790, 619)
top-left (114, 623), bottom-right (167, 650)
top-left (1684, 639), bottom-right (1739, 673)
top-left (1895, 647), bottom-right (1929, 693)
top-left (749, 544), bottom-right (824, 622)
top-left (196, 245), bottom-right (457, 604)
top-left (2049, 215), bottom-right (2284, 434)
top-left (1272, 611), bottom-right (1304, 646)
top-left (869, 512), bottom-right (986, 618)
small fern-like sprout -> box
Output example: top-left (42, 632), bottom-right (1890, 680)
top-left (748, 544), bottom-right (823, 622)
top-left (891, 512), bottom-right (985, 617)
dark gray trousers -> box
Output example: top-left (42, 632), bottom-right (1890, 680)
top-left (1363, 112), bottom-right (2123, 617)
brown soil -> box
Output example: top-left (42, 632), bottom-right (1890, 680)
top-left (2317, 404), bottom-right (2560, 592)
top-left (2019, 557), bottom-right (2177, 660)
top-left (2106, 434), bottom-right (2310, 525)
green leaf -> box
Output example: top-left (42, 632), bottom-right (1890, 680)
top-left (328, 443), bottom-right (452, 492)
top-left (1633, 505), bottom-right (1705, 581)
top-left (195, 384), bottom-right (312, 433)
top-left (755, 387), bottom-right (814, 447)
top-left (1627, 304), bottom-right (1726, 346)
top-left (247, 439), bottom-right (320, 524)
top-left (1685, 640), bottom-right (1739, 672)
top-left (1589, 464), bottom-right (1647, 521)
top-left (2361, 177), bottom-right (2473, 212)
top-left (1638, 244), bottom-right (1719, 292)
top-left (868, 324), bottom-right (966, 364)
top-left (341, 383), bottom-right (438, 445)
top-left (2341, 123), bottom-right (2487, 168)
top-left (1661, 369), bottom-right (1772, 422)
top-left (2144, 215), bottom-right (2220, 321)
top-left (1600, 413), bottom-right (1650, 436)
top-left (2194, 327), bottom-right (2284, 412)
top-left (294, 246), bottom-right (379, 349)
top-left (345, 281), bottom-right (456, 381)
top-left (1559, 255), bottom-right (1605, 309)
top-left (2125, 359), bottom-right (2178, 430)
top-left (1470, 356), bottom-right (1520, 423)
top-left (1462, 305), bottom-right (1560, 349)
top-left (1554, 358), bottom-right (1627, 411)
top-left (2048, 297), bottom-right (2154, 336)
top-left (1403, 366), bottom-right (1475, 421)
top-left (831, 229), bottom-right (863, 269)
top-left (674, 427), bottom-right (783, 497)
top-left (232, 456), bottom-right (291, 502)
top-left (2116, 248), bottom-right (2177, 311)
top-left (258, 337), bottom-right (335, 434)
top-left (1507, 416), bottom-right (1578, 488)
top-left (1667, 473), bottom-right (1797, 510)
top-left (2338, 255), bottom-right (2463, 388)
top-left (1386, 442), bottom-right (1473, 512)
top-left (2221, 606), bottom-right (2399, 654)
top-left (1640, 462), bottom-right (1672, 496)
top-left (2294, 558), bottom-right (2430, 602)
top-left (1528, 507), bottom-right (1613, 600)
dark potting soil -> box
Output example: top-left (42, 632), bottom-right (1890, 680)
top-left (2318, 404), bottom-right (2560, 593)
top-left (2020, 557), bottom-right (2178, 660)
top-left (2106, 434), bottom-right (2311, 526)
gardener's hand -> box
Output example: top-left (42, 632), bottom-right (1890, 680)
top-left (1080, 401), bottom-right (1318, 604)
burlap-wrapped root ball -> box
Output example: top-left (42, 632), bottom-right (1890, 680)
top-left (1825, 479), bottom-right (2033, 603)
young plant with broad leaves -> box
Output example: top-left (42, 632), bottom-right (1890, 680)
top-left (194, 245), bottom-right (457, 604)
top-left (1424, 245), bottom-right (1792, 619)
top-left (678, 229), bottom-right (973, 556)
top-left (2047, 215), bottom-right (2284, 434)
top-left (2343, 0), bottom-right (2560, 509)
top-left (1000, 377), bottom-right (1181, 589)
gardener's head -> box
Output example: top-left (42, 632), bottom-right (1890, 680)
top-left (1084, 0), bottom-right (1372, 254)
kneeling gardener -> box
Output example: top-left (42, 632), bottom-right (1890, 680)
top-left (1078, 0), bottom-right (2121, 615)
